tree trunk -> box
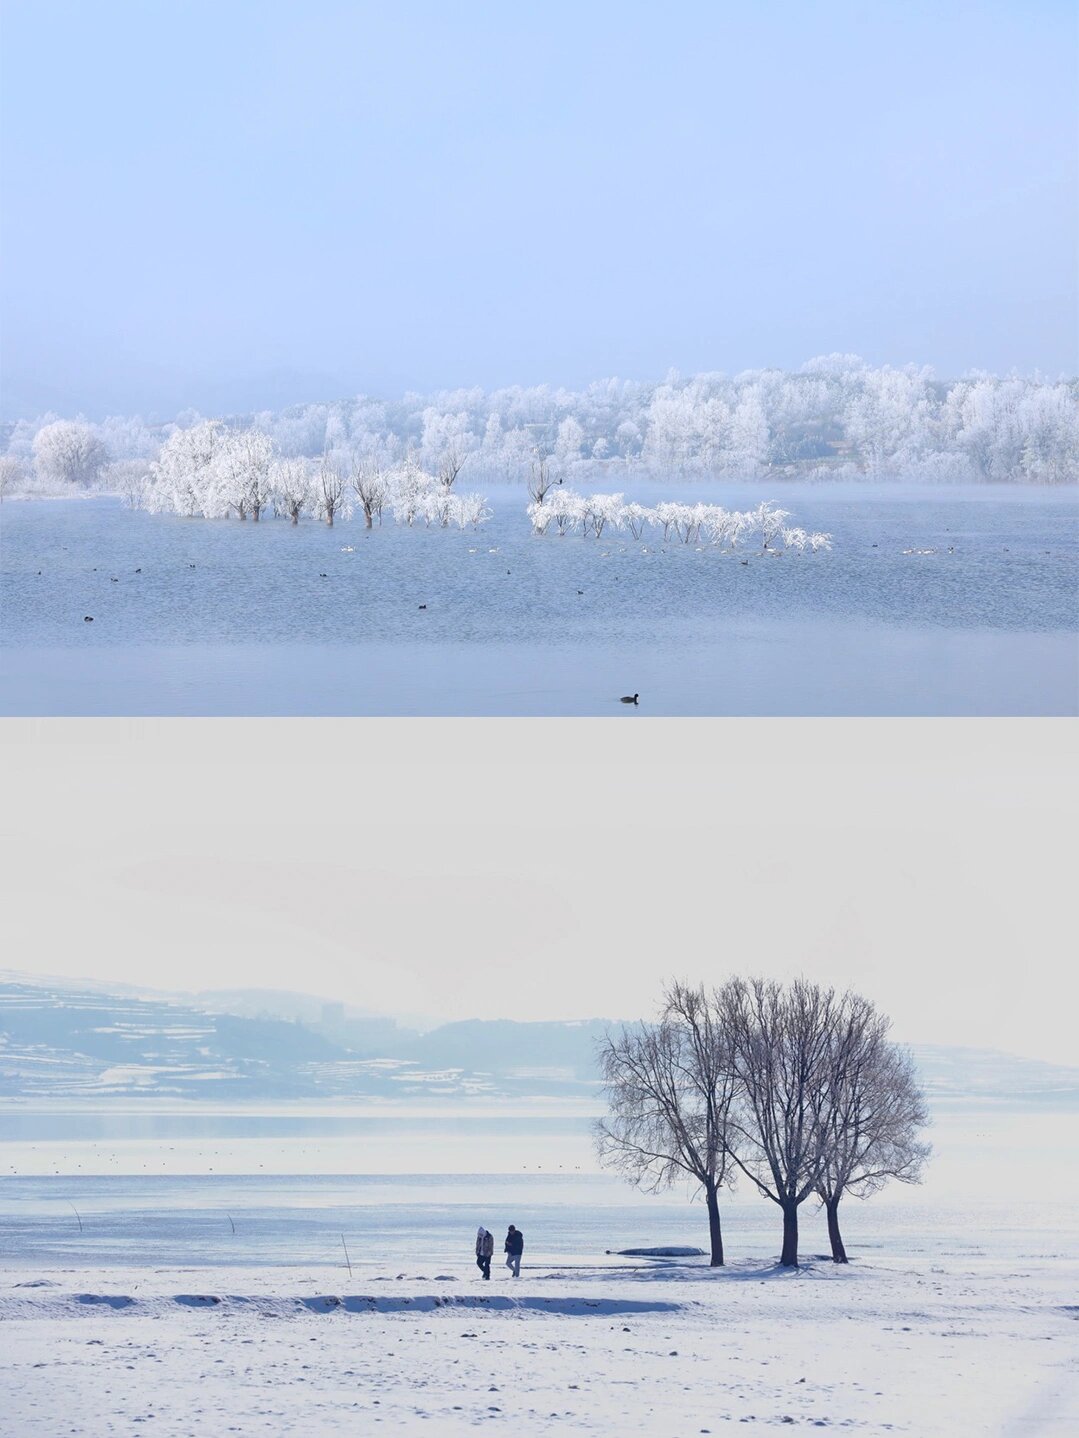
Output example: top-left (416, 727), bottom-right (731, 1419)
top-left (363, 506), bottom-right (373, 529)
top-left (290, 510), bottom-right (299, 525)
top-left (780, 1201), bottom-right (799, 1268)
top-left (825, 1195), bottom-right (847, 1263)
top-left (705, 1182), bottom-right (724, 1267)
top-left (252, 505), bottom-right (260, 521)
top-left (325, 511), bottom-right (334, 526)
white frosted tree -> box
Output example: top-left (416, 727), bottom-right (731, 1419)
top-left (32, 421), bottom-right (109, 488)
top-left (313, 454), bottom-right (349, 526)
top-left (146, 420), bottom-right (225, 516)
top-left (0, 454), bottom-right (26, 499)
top-left (271, 456), bottom-right (313, 524)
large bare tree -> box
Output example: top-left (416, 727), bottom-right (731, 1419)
top-left (816, 995), bottom-right (930, 1262)
top-left (718, 977), bottom-right (840, 1268)
top-left (595, 982), bottom-right (738, 1266)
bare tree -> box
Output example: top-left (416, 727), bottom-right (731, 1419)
top-left (816, 995), bottom-right (930, 1262)
top-left (718, 977), bottom-right (840, 1268)
top-left (438, 445), bottom-right (464, 491)
top-left (314, 454), bottom-right (348, 526)
top-left (595, 982), bottom-right (738, 1265)
top-left (527, 454), bottom-right (557, 505)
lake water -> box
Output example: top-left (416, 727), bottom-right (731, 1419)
top-left (1, 486), bottom-right (1076, 715)
top-left (2, 1098), bottom-right (1076, 1269)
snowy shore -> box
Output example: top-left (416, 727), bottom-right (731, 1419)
top-left (3, 1255), bottom-right (1076, 1435)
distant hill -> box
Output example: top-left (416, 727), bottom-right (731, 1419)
top-left (1, 974), bottom-right (1076, 1105)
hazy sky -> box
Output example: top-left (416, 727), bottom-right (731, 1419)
top-left (2, 0), bottom-right (1076, 420)
top-left (1, 720), bottom-right (1075, 1067)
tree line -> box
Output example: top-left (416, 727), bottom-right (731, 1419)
top-left (596, 978), bottom-right (929, 1269)
top-left (3, 356), bottom-right (1075, 491)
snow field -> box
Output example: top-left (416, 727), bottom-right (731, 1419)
top-left (3, 1256), bottom-right (1076, 1436)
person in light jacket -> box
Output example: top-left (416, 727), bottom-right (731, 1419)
top-left (504, 1224), bottom-right (524, 1278)
top-left (475, 1225), bottom-right (494, 1280)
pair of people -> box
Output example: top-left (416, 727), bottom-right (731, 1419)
top-left (475, 1224), bottom-right (524, 1279)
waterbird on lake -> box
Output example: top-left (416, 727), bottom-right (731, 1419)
top-left (418, 604), bottom-right (427, 610)
top-left (83, 616), bottom-right (93, 622)
top-left (620, 693), bottom-right (639, 705)
top-left (319, 572), bottom-right (328, 577)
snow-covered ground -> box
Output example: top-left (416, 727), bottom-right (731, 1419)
top-left (2, 1254), bottom-right (1076, 1435)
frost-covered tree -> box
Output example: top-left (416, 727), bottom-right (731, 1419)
top-left (32, 421), bottom-right (109, 488)
top-left (0, 454), bottom-right (25, 499)
top-left (271, 456), bottom-right (313, 524)
top-left (351, 460), bottom-right (388, 528)
top-left (213, 428), bottom-right (276, 520)
top-left (145, 420), bottom-right (226, 516)
top-left (313, 454), bottom-right (349, 526)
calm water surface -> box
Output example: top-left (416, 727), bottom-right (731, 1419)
top-left (2, 486), bottom-right (1076, 714)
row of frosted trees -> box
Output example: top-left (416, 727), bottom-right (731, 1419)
top-left (5, 358), bottom-right (1074, 487)
top-left (119, 421), bottom-right (833, 553)
top-left (528, 487), bottom-right (831, 551)
top-left (596, 978), bottom-right (929, 1269)
top-left (133, 421), bottom-right (492, 529)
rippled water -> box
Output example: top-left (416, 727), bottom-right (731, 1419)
top-left (2, 485), bottom-right (1076, 714)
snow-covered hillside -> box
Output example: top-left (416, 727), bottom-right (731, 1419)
top-left (2, 974), bottom-right (1076, 1105)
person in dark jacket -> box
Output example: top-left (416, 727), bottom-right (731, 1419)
top-left (504, 1224), bottom-right (524, 1277)
top-left (475, 1225), bottom-right (494, 1279)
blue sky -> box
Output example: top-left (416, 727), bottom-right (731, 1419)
top-left (1, 0), bottom-right (1076, 418)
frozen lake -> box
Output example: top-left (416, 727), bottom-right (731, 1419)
top-left (2, 485), bottom-right (1076, 715)
top-left (2, 1096), bottom-right (1076, 1270)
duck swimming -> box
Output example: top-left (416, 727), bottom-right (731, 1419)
top-left (620, 693), bottom-right (639, 705)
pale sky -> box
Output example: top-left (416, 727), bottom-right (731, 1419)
top-left (1, 719), bottom-right (1075, 1066)
top-left (1, 0), bottom-right (1076, 419)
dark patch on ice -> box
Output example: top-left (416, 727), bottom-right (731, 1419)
top-left (611, 1247), bottom-right (707, 1258)
top-left (77, 1293), bottom-right (134, 1308)
top-left (174, 1294), bottom-right (222, 1306)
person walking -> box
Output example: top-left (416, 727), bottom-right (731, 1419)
top-left (475, 1225), bottom-right (494, 1280)
top-left (504, 1224), bottom-right (524, 1278)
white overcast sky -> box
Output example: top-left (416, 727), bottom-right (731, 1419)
top-left (1, 719), bottom-right (1075, 1066)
